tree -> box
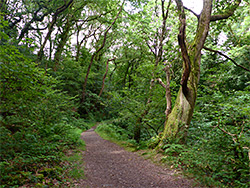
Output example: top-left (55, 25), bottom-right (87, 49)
top-left (0, 16), bottom-right (83, 186)
top-left (36, 0), bottom-right (73, 62)
top-left (133, 0), bottom-right (172, 143)
top-left (81, 0), bottom-right (125, 102)
top-left (158, 0), bottom-right (242, 145)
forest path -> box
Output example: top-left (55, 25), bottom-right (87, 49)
top-left (78, 127), bottom-right (196, 188)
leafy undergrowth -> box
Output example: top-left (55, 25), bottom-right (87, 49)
top-left (0, 35), bottom-right (96, 187)
top-left (95, 122), bottom-right (138, 152)
top-left (0, 121), bottom-right (94, 188)
top-left (60, 130), bottom-right (86, 187)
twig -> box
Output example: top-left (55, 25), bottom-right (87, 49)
top-left (203, 46), bottom-right (250, 72)
top-left (99, 58), bottom-right (116, 97)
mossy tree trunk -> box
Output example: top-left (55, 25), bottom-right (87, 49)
top-left (158, 0), bottom-right (241, 145)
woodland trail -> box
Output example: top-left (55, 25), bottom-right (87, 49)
top-left (77, 127), bottom-right (197, 188)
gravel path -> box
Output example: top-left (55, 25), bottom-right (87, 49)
top-left (79, 127), bottom-right (195, 188)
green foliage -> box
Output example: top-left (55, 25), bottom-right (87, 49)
top-left (185, 88), bottom-right (250, 187)
top-left (64, 153), bottom-right (85, 179)
top-left (1, 0), bottom-right (249, 187)
top-left (0, 24), bottom-right (86, 187)
top-left (158, 86), bottom-right (249, 187)
top-left (95, 122), bottom-right (130, 143)
top-left (61, 129), bottom-right (86, 183)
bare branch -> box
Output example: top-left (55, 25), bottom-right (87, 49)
top-left (30, 25), bottom-right (48, 31)
top-left (215, 118), bottom-right (238, 140)
top-left (156, 78), bottom-right (167, 89)
top-left (184, 6), bottom-right (199, 19)
top-left (77, 11), bottom-right (112, 23)
top-left (216, 125), bottom-right (237, 138)
top-left (146, 41), bottom-right (156, 56)
top-left (203, 46), bottom-right (250, 72)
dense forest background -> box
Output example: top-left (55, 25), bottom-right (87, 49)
top-left (0, 0), bottom-right (249, 187)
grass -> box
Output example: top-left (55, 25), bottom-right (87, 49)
top-left (95, 122), bottom-right (137, 152)
top-left (60, 121), bottom-right (96, 186)
top-left (63, 152), bottom-right (85, 179)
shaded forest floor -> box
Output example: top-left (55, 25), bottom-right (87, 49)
top-left (76, 127), bottom-right (200, 188)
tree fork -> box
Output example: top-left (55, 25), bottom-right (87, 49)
top-left (158, 0), bottom-right (241, 147)
top-left (36, 0), bottom-right (73, 62)
top-left (81, 1), bottom-right (125, 102)
top-left (99, 58), bottom-right (116, 97)
top-left (134, 0), bottom-right (172, 143)
top-left (157, 0), bottom-right (213, 147)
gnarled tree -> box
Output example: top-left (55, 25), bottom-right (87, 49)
top-left (158, 0), bottom-right (241, 145)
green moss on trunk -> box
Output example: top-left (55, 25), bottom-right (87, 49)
top-left (159, 50), bottom-right (200, 146)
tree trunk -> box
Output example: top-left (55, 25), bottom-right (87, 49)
top-left (99, 58), bottom-right (115, 97)
top-left (81, 1), bottom-right (124, 102)
top-left (158, 0), bottom-right (212, 145)
top-left (54, 17), bottom-right (72, 71)
top-left (158, 0), bottom-right (240, 146)
top-left (36, 0), bottom-right (73, 62)
top-left (133, 0), bottom-right (172, 143)
top-left (161, 53), bottom-right (200, 144)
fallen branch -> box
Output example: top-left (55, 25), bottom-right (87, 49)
top-left (215, 119), bottom-right (250, 162)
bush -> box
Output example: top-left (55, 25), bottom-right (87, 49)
top-left (0, 29), bottom-right (84, 187)
top-left (177, 90), bottom-right (250, 188)
top-left (95, 123), bottom-right (130, 142)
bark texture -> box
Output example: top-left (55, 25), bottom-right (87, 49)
top-left (159, 0), bottom-right (212, 144)
top-left (159, 0), bottom-right (241, 145)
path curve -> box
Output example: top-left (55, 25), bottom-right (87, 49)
top-left (79, 127), bottom-right (195, 188)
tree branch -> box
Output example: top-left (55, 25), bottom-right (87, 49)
top-left (30, 25), bottom-right (48, 31)
top-left (99, 58), bottom-right (116, 97)
top-left (146, 41), bottom-right (156, 56)
top-left (156, 78), bottom-right (167, 89)
top-left (164, 64), bottom-right (172, 119)
top-left (175, 0), bottom-right (191, 94)
top-left (36, 0), bottom-right (73, 62)
top-left (203, 46), bottom-right (250, 72)
top-left (157, 0), bottom-right (171, 65)
top-left (82, 1), bottom-right (125, 102)
top-left (210, 0), bottom-right (241, 21)
top-left (184, 6), bottom-right (199, 19)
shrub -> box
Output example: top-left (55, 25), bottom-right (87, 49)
top-left (0, 28), bottom-right (84, 187)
